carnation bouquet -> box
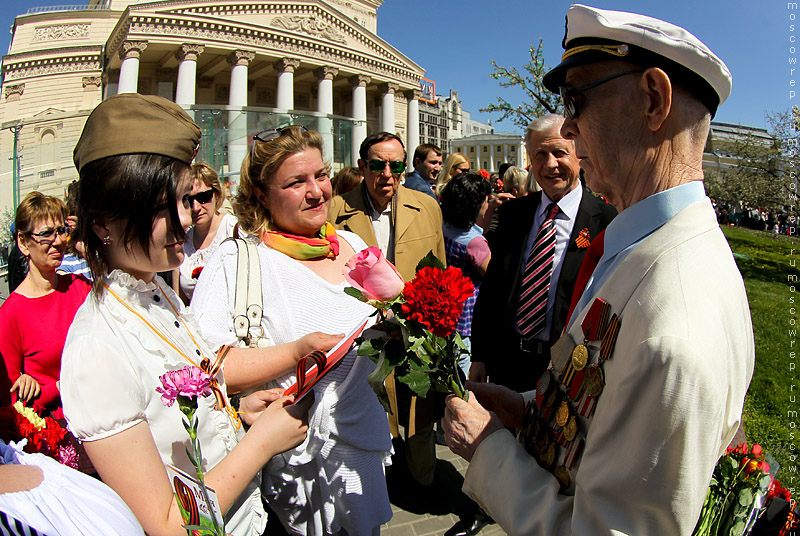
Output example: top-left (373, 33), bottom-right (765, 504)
top-left (343, 247), bottom-right (474, 411)
top-left (0, 401), bottom-right (78, 468)
top-left (693, 442), bottom-right (777, 536)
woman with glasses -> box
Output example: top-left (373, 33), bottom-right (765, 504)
top-left (435, 152), bottom-right (470, 197)
top-left (174, 162), bottom-right (237, 304)
top-left (60, 95), bottom-right (331, 536)
top-left (191, 126), bottom-right (392, 536)
top-left (0, 192), bottom-right (91, 419)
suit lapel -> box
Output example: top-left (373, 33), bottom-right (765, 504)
top-left (336, 184), bottom-right (378, 247)
top-left (506, 192), bottom-right (543, 310)
top-left (394, 187), bottom-right (419, 244)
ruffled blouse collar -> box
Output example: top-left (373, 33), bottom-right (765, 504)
top-left (105, 269), bottom-right (159, 293)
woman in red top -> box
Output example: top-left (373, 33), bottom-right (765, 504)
top-left (0, 192), bottom-right (91, 418)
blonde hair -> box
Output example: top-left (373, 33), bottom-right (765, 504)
top-left (235, 126), bottom-right (327, 237)
top-left (191, 162), bottom-right (225, 212)
top-left (436, 153), bottom-right (469, 197)
top-left (502, 166), bottom-right (529, 196)
top-left (15, 191), bottom-right (68, 238)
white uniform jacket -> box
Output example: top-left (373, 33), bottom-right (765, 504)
top-left (463, 198), bottom-right (755, 535)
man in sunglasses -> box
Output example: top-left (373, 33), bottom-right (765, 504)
top-left (441, 5), bottom-right (754, 535)
top-left (328, 131), bottom-right (446, 492)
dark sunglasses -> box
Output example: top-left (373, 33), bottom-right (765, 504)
top-left (27, 225), bottom-right (69, 244)
top-left (367, 159), bottom-right (405, 175)
top-left (188, 189), bottom-right (215, 206)
top-left (559, 69), bottom-right (644, 120)
top-left (251, 125), bottom-right (309, 157)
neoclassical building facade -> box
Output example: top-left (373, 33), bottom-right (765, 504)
top-left (0, 0), bottom-right (425, 210)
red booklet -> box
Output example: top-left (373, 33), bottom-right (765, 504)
top-left (285, 319), bottom-right (369, 403)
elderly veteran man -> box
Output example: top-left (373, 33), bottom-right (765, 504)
top-left (470, 114), bottom-right (615, 392)
top-left (441, 5), bottom-right (754, 535)
top-left (328, 132), bottom-right (446, 490)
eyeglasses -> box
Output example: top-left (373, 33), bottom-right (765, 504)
top-left (251, 125), bottom-right (309, 158)
top-left (188, 189), bottom-right (215, 206)
top-left (454, 165), bottom-right (470, 173)
top-left (27, 226), bottom-right (69, 245)
top-left (559, 69), bottom-right (645, 120)
top-left (367, 159), bottom-right (405, 175)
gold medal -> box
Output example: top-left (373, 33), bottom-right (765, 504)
top-left (571, 344), bottom-right (588, 371)
top-left (563, 415), bottom-right (578, 442)
top-left (554, 465), bottom-right (571, 491)
top-left (584, 364), bottom-right (605, 398)
top-left (539, 443), bottom-right (556, 468)
top-left (534, 426), bottom-right (551, 454)
top-left (556, 400), bottom-right (570, 427)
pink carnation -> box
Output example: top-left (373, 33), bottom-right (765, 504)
top-left (156, 367), bottom-right (213, 407)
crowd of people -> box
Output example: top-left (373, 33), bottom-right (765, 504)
top-left (0, 4), bottom-right (756, 536)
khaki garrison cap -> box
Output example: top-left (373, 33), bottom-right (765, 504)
top-left (73, 93), bottom-right (201, 173)
top-left (543, 4), bottom-right (732, 117)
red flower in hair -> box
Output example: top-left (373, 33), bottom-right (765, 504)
top-left (401, 266), bottom-right (474, 337)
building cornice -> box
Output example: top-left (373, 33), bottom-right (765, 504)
top-left (109, 13), bottom-right (420, 87)
top-left (3, 46), bottom-right (103, 81)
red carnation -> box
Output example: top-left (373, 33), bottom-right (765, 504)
top-left (400, 266), bottom-right (474, 337)
top-left (191, 266), bottom-right (203, 279)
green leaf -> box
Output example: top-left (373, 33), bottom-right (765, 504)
top-left (343, 286), bottom-right (367, 301)
top-left (367, 354), bottom-right (395, 413)
top-left (728, 521), bottom-right (746, 535)
top-left (737, 487), bottom-right (753, 506)
top-left (357, 337), bottom-right (384, 357)
top-left (398, 368), bottom-right (431, 398)
top-left (415, 251), bottom-right (445, 271)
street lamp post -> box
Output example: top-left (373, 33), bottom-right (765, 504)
top-left (5, 123), bottom-right (23, 210)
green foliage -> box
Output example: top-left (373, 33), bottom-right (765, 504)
top-left (722, 226), bottom-right (798, 480)
top-left (480, 39), bottom-right (563, 130)
top-left (415, 250), bottom-right (445, 271)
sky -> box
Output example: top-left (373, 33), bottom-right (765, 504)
top-left (0, 1), bottom-right (788, 133)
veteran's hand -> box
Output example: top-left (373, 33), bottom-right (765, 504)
top-left (295, 332), bottom-right (344, 361)
top-left (442, 392), bottom-right (504, 462)
top-left (11, 374), bottom-right (41, 404)
top-left (238, 388), bottom-right (285, 426)
top-left (465, 381), bottom-right (525, 428)
top-left (468, 362), bottom-right (487, 383)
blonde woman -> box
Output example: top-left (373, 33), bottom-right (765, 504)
top-left (502, 165), bottom-right (530, 198)
top-left (435, 152), bottom-right (470, 197)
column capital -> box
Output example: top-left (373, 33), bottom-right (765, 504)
top-left (380, 83), bottom-right (399, 95)
top-left (4, 83), bottom-right (25, 101)
top-left (118, 40), bottom-right (148, 60)
top-left (82, 76), bottom-right (102, 88)
top-left (350, 74), bottom-right (371, 88)
top-left (275, 58), bottom-right (300, 73)
top-left (404, 89), bottom-right (422, 101)
top-left (227, 50), bottom-right (256, 67)
top-left (315, 66), bottom-right (338, 81)
top-left (176, 43), bottom-right (205, 62)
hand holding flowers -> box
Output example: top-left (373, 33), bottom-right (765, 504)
top-left (344, 247), bottom-right (474, 411)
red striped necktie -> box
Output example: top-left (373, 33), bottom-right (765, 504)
top-left (564, 229), bottom-right (606, 328)
top-left (516, 203), bottom-right (559, 338)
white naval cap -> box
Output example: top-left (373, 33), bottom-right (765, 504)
top-left (542, 4), bottom-right (732, 117)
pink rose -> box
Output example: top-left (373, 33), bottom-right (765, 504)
top-left (344, 246), bottom-right (405, 302)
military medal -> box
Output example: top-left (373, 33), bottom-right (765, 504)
top-left (600, 313), bottom-right (621, 361)
top-left (555, 400), bottom-right (570, 427)
top-left (584, 363), bottom-right (605, 397)
top-left (571, 344), bottom-right (588, 371)
top-left (537, 370), bottom-right (552, 396)
top-left (539, 442), bottom-right (556, 468)
top-left (554, 465), bottom-right (571, 491)
top-left (563, 415), bottom-right (578, 442)
top-left (564, 436), bottom-right (584, 470)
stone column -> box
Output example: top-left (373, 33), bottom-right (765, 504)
top-left (117, 41), bottom-right (147, 94)
top-left (405, 89), bottom-right (421, 169)
top-left (175, 44), bottom-right (205, 107)
top-left (316, 67), bottom-right (338, 162)
top-left (275, 58), bottom-right (300, 111)
top-left (380, 83), bottom-right (398, 134)
top-left (227, 50), bottom-right (255, 190)
top-left (350, 75), bottom-right (370, 165)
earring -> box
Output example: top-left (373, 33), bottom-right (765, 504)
top-left (102, 235), bottom-right (111, 245)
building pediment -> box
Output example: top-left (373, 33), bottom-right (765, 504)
top-left (107, 0), bottom-right (423, 87)
top-left (33, 107), bottom-right (66, 116)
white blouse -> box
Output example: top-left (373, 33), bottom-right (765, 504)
top-left (60, 270), bottom-right (265, 536)
top-left (0, 440), bottom-right (145, 536)
top-left (179, 213), bottom-right (238, 301)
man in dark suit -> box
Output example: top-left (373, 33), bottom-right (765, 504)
top-left (470, 114), bottom-right (616, 392)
